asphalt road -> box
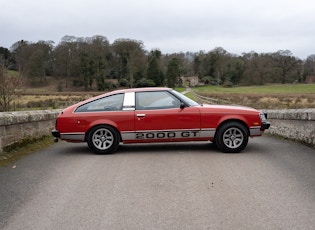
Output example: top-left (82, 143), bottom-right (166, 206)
top-left (0, 136), bottom-right (315, 230)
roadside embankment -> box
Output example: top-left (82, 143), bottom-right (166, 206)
top-left (0, 108), bottom-right (314, 153)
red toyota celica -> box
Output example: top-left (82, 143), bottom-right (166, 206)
top-left (52, 87), bottom-right (270, 154)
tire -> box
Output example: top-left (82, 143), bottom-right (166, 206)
top-left (215, 121), bottom-right (248, 153)
top-left (87, 125), bottom-right (120, 154)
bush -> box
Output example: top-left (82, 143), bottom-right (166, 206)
top-left (73, 79), bottom-right (83, 87)
top-left (119, 78), bottom-right (129, 87)
top-left (223, 80), bottom-right (233, 88)
top-left (136, 78), bottom-right (156, 87)
top-left (26, 99), bottom-right (56, 109)
top-left (57, 82), bottom-right (63, 92)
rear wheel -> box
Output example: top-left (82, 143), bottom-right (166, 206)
top-left (87, 125), bottom-right (120, 154)
top-left (215, 121), bottom-right (248, 153)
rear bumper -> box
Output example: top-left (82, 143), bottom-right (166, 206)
top-left (52, 129), bottom-right (60, 138)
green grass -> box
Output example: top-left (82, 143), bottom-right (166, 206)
top-left (174, 87), bottom-right (186, 92)
top-left (194, 84), bottom-right (315, 94)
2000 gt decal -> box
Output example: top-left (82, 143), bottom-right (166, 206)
top-left (136, 131), bottom-right (199, 139)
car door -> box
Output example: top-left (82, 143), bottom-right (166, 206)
top-left (134, 90), bottom-right (201, 141)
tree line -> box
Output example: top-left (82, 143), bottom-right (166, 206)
top-left (1, 35), bottom-right (315, 92)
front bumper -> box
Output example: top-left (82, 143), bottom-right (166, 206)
top-left (260, 113), bottom-right (270, 131)
top-left (261, 121), bottom-right (270, 131)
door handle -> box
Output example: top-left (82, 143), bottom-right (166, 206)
top-left (136, 114), bottom-right (146, 117)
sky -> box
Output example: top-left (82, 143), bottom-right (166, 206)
top-left (1, 0), bottom-right (315, 59)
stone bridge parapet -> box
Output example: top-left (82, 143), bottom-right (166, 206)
top-left (264, 109), bottom-right (315, 147)
top-left (0, 110), bottom-right (61, 153)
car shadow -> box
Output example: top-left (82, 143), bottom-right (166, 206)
top-left (55, 142), bottom-right (93, 156)
top-left (116, 141), bottom-right (219, 155)
top-left (56, 141), bottom-right (221, 156)
top-left (56, 141), bottom-right (259, 156)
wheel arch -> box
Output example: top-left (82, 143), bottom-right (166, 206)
top-left (85, 122), bottom-right (122, 142)
top-left (214, 118), bottom-right (250, 138)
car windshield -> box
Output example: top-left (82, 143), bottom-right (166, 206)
top-left (171, 90), bottom-right (199, 106)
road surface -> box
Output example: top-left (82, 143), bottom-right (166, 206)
top-left (0, 136), bottom-right (315, 229)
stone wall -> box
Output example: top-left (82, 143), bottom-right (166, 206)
top-left (0, 110), bottom-right (61, 153)
top-left (0, 109), bottom-right (314, 153)
top-left (264, 109), bottom-right (315, 147)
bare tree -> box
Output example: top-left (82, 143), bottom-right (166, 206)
top-left (112, 39), bottom-right (146, 87)
top-left (0, 63), bottom-right (22, 111)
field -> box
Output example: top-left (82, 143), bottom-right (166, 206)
top-left (10, 79), bottom-right (315, 110)
top-left (179, 84), bottom-right (315, 109)
top-left (192, 84), bottom-right (315, 94)
top-left (13, 93), bottom-right (96, 111)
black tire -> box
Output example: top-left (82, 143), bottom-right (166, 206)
top-left (87, 125), bottom-right (120, 154)
top-left (215, 121), bottom-right (248, 153)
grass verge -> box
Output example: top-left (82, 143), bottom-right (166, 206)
top-left (0, 135), bottom-right (54, 167)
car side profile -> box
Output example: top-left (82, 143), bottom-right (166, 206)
top-left (52, 87), bottom-right (270, 154)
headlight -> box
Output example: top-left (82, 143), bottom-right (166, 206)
top-left (260, 113), bottom-right (267, 122)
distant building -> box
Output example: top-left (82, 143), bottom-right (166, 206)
top-left (180, 76), bottom-right (199, 87)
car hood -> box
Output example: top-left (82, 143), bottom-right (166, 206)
top-left (197, 103), bottom-right (260, 113)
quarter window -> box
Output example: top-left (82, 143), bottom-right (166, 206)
top-left (75, 93), bottom-right (124, 112)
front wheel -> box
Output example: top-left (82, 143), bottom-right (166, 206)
top-left (215, 122), bottom-right (248, 153)
top-left (87, 125), bottom-right (120, 154)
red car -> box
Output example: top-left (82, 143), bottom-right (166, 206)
top-left (52, 87), bottom-right (270, 154)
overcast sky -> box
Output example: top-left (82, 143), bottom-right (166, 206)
top-left (1, 0), bottom-right (315, 59)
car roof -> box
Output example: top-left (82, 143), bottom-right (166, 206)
top-left (112, 87), bottom-right (172, 94)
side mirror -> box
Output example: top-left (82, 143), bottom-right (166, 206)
top-left (180, 102), bottom-right (186, 109)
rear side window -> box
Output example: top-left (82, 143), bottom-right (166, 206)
top-left (75, 93), bottom-right (124, 112)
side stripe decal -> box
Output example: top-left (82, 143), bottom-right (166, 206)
top-left (121, 129), bottom-right (216, 140)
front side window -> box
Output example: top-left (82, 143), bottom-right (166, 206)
top-left (75, 93), bottom-right (124, 112)
top-left (136, 91), bottom-right (181, 110)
